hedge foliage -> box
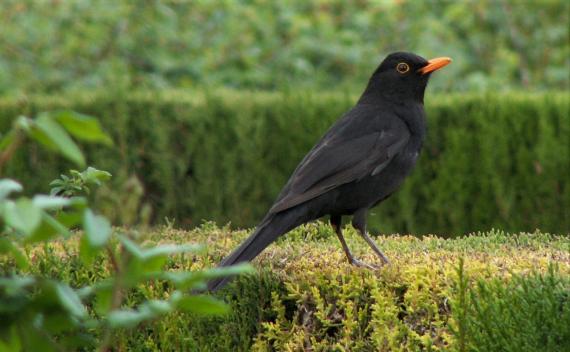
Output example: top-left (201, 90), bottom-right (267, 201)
top-left (5, 223), bottom-right (569, 351)
top-left (1, 1), bottom-right (569, 93)
top-left (0, 91), bottom-right (568, 235)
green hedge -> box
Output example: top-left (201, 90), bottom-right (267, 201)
top-left (12, 223), bottom-right (570, 351)
top-left (0, 91), bottom-right (568, 235)
top-left (2, 1), bottom-right (568, 93)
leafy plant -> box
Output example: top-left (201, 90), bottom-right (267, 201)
top-left (0, 111), bottom-right (250, 351)
top-left (0, 1), bottom-right (568, 93)
top-left (14, 222), bottom-right (560, 351)
top-left (451, 264), bottom-right (570, 352)
top-left (50, 167), bottom-right (112, 197)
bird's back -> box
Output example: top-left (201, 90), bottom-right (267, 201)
top-left (269, 100), bottom-right (425, 216)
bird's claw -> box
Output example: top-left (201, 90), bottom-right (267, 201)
top-left (349, 258), bottom-right (380, 270)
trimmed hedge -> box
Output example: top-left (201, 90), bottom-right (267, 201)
top-left (11, 223), bottom-right (570, 351)
top-left (0, 91), bottom-right (568, 235)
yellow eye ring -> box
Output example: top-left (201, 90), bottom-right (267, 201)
top-left (396, 62), bottom-right (410, 74)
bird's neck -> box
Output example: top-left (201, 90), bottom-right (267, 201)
top-left (358, 80), bottom-right (426, 106)
top-left (397, 102), bottom-right (427, 138)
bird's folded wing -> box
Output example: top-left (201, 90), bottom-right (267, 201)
top-left (269, 122), bottom-right (410, 214)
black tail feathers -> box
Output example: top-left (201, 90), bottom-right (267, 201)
top-left (207, 210), bottom-right (303, 291)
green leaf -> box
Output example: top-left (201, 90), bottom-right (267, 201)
top-left (49, 187), bottom-right (62, 196)
top-left (175, 295), bottom-right (229, 315)
top-left (119, 236), bottom-right (204, 260)
top-left (107, 300), bottom-right (173, 329)
top-left (145, 300), bottom-right (172, 315)
top-left (79, 236), bottom-right (96, 265)
top-left (55, 283), bottom-right (87, 319)
top-left (0, 130), bottom-right (16, 152)
top-left (92, 283), bottom-right (114, 315)
top-left (0, 325), bottom-right (22, 352)
top-left (20, 329), bottom-right (58, 352)
top-left (119, 236), bottom-right (144, 259)
top-left (27, 213), bottom-right (73, 243)
top-left (83, 209), bottom-right (111, 248)
top-left (82, 167), bottom-right (112, 185)
top-left (52, 111), bottom-right (113, 145)
top-left (13, 115), bottom-right (32, 131)
top-left (75, 280), bottom-right (111, 300)
top-left (120, 237), bottom-right (206, 280)
top-left (199, 263), bottom-right (254, 278)
top-left (0, 179), bottom-right (22, 200)
top-left (0, 276), bottom-right (35, 295)
top-left (157, 263), bottom-right (253, 289)
top-left (56, 210), bottom-right (84, 228)
top-left (32, 195), bottom-right (85, 210)
top-left (3, 198), bottom-right (42, 236)
top-left (49, 179), bottom-right (64, 187)
top-left (107, 309), bottom-right (152, 329)
top-left (29, 114), bottom-right (85, 167)
top-left (154, 272), bottom-right (201, 289)
top-left (142, 243), bottom-right (205, 258)
top-left (0, 238), bottom-right (29, 269)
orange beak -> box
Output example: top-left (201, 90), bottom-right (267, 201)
top-left (418, 57), bottom-right (452, 75)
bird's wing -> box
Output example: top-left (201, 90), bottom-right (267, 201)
top-left (269, 117), bottom-right (410, 214)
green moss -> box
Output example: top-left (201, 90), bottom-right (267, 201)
top-left (4, 222), bottom-right (569, 351)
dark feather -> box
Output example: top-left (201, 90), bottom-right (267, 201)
top-left (270, 109), bottom-right (410, 214)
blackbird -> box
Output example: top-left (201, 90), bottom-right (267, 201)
top-left (208, 52), bottom-right (451, 291)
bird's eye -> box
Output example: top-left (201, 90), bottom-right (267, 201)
top-left (396, 62), bottom-right (410, 74)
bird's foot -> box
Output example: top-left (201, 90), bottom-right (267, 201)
top-left (349, 258), bottom-right (380, 270)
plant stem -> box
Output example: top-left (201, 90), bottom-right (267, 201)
top-left (0, 130), bottom-right (24, 176)
top-left (98, 245), bottom-right (124, 352)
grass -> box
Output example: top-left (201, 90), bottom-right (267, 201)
top-left (5, 221), bottom-right (570, 351)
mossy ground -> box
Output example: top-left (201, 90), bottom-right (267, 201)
top-left (11, 222), bottom-right (570, 351)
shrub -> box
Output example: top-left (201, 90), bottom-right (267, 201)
top-left (0, 111), bottom-right (249, 351)
top-left (1, 1), bottom-right (568, 93)
top-left (0, 91), bottom-right (568, 235)
top-left (4, 222), bottom-right (568, 351)
top-left (452, 262), bottom-right (570, 352)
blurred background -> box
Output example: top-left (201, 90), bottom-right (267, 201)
top-left (1, 0), bottom-right (568, 94)
top-left (0, 0), bottom-right (568, 236)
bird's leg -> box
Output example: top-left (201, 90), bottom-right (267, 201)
top-left (330, 215), bottom-right (353, 262)
top-left (352, 209), bottom-right (390, 265)
top-left (330, 215), bottom-right (376, 269)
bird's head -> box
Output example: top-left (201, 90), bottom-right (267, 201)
top-left (362, 52), bottom-right (451, 104)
